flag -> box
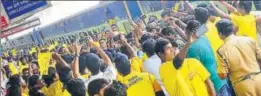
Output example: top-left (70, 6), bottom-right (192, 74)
top-left (38, 52), bottom-right (52, 75)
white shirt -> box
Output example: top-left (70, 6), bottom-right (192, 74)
top-left (82, 65), bottom-right (117, 89)
top-left (143, 54), bottom-right (162, 80)
top-left (143, 54), bottom-right (169, 96)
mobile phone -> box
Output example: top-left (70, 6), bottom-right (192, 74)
top-left (196, 24), bottom-right (208, 37)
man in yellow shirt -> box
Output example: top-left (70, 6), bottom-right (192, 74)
top-left (216, 19), bottom-right (261, 96)
top-left (42, 67), bottom-right (70, 96)
top-left (7, 57), bottom-right (18, 75)
top-left (155, 38), bottom-right (216, 96)
top-left (115, 53), bottom-right (164, 96)
top-left (119, 35), bottom-right (143, 72)
top-left (19, 57), bottom-right (29, 74)
top-left (212, 1), bottom-right (261, 42)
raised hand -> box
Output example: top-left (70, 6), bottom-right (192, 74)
top-left (52, 52), bottom-right (61, 61)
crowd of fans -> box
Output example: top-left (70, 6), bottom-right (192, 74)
top-left (1, 1), bottom-right (261, 96)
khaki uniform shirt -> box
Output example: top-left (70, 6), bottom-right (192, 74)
top-left (217, 35), bottom-right (261, 83)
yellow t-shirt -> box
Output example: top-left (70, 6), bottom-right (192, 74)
top-left (160, 61), bottom-right (193, 96)
top-left (178, 58), bottom-right (210, 96)
top-left (30, 47), bottom-right (37, 55)
top-left (130, 57), bottom-right (143, 72)
top-left (8, 62), bottom-right (18, 75)
top-left (81, 73), bottom-right (90, 79)
top-left (205, 19), bottom-right (224, 61)
top-left (230, 13), bottom-right (257, 41)
top-left (142, 53), bottom-right (148, 61)
top-left (42, 80), bottom-right (70, 96)
top-left (11, 49), bottom-right (17, 57)
top-left (117, 72), bottom-right (162, 96)
top-left (22, 87), bottom-right (29, 96)
top-left (19, 62), bottom-right (29, 73)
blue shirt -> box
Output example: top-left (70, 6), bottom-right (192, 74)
top-left (187, 36), bottom-right (227, 91)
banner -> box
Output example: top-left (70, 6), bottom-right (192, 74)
top-left (1, 16), bottom-right (8, 29)
top-left (1, 18), bottom-right (41, 38)
top-left (1, 0), bottom-right (51, 24)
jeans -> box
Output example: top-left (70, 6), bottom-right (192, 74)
top-left (217, 84), bottom-right (231, 96)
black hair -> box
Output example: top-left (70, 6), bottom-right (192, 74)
top-left (161, 9), bottom-right (172, 18)
top-left (119, 45), bottom-right (131, 59)
top-left (61, 54), bottom-right (74, 64)
top-left (180, 15), bottom-right (195, 24)
top-left (6, 74), bottom-right (21, 96)
top-left (196, 3), bottom-right (218, 17)
top-left (99, 38), bottom-right (106, 43)
top-left (67, 78), bottom-right (86, 96)
top-left (238, 1), bottom-right (252, 14)
top-left (22, 68), bottom-right (30, 84)
top-left (142, 39), bottom-right (156, 57)
top-left (104, 81), bottom-right (127, 96)
top-left (216, 19), bottom-right (234, 37)
top-left (170, 40), bottom-right (178, 48)
top-left (28, 75), bottom-right (40, 89)
top-left (114, 53), bottom-right (131, 76)
top-left (19, 57), bottom-right (26, 62)
top-left (88, 79), bottom-right (109, 96)
top-left (140, 33), bottom-right (153, 44)
top-left (79, 53), bottom-right (88, 74)
top-left (197, 3), bottom-right (208, 8)
top-left (55, 64), bottom-right (72, 84)
top-left (161, 27), bottom-right (175, 36)
top-left (207, 6), bottom-right (219, 16)
top-left (85, 53), bottom-right (101, 75)
top-left (186, 20), bottom-right (201, 36)
top-left (155, 38), bottom-right (170, 56)
top-left (29, 87), bottom-right (46, 96)
top-left (42, 67), bottom-right (56, 87)
top-left (195, 7), bottom-right (210, 24)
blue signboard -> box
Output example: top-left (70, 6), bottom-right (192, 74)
top-left (1, 0), bottom-right (49, 20)
top-left (126, 1), bottom-right (142, 20)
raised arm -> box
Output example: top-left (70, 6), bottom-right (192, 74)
top-left (120, 34), bottom-right (137, 58)
top-left (52, 52), bottom-right (70, 68)
top-left (184, 1), bottom-right (195, 14)
top-left (210, 1), bottom-right (231, 19)
top-left (219, 1), bottom-right (237, 13)
top-left (89, 37), bottom-right (112, 66)
top-left (173, 34), bottom-right (194, 69)
top-left (169, 17), bottom-right (187, 40)
top-left (71, 43), bottom-right (82, 78)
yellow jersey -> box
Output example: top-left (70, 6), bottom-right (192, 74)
top-left (160, 59), bottom-right (211, 96)
top-left (160, 61), bottom-right (193, 96)
top-left (130, 57), bottom-right (143, 72)
top-left (117, 72), bottom-right (161, 96)
top-left (205, 19), bottom-right (224, 61)
top-left (42, 80), bottom-right (70, 96)
top-left (230, 13), bottom-right (257, 41)
top-left (178, 58), bottom-right (210, 96)
top-left (22, 87), bottom-right (29, 96)
top-left (19, 62), bottom-right (29, 73)
top-left (8, 62), bottom-right (18, 75)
